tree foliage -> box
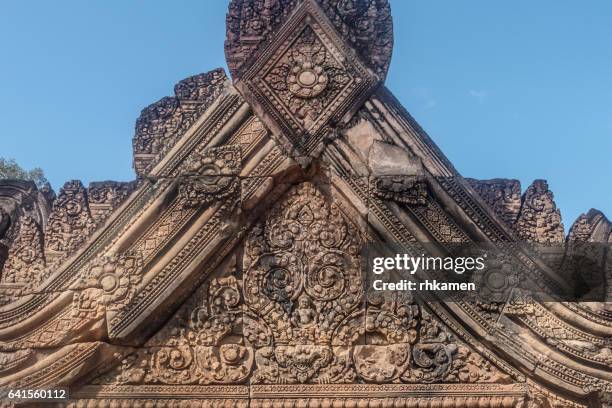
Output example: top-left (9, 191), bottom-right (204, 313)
top-left (0, 158), bottom-right (48, 189)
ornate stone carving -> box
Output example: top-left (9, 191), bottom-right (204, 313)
top-left (402, 311), bottom-right (510, 384)
top-left (73, 253), bottom-right (144, 316)
top-left (515, 180), bottom-right (564, 243)
top-left (1, 1), bottom-right (610, 405)
top-left (0, 180), bottom-right (54, 240)
top-left (133, 68), bottom-right (227, 177)
top-left (146, 344), bottom-right (253, 385)
top-left (372, 176), bottom-right (427, 205)
top-left (253, 345), bottom-right (355, 384)
top-left (1, 216), bottom-right (45, 285)
top-left (233, 0), bottom-right (380, 156)
top-left (365, 291), bottom-right (419, 345)
top-left (94, 267), bottom-right (253, 386)
top-left (244, 182), bottom-right (363, 345)
top-left (44, 180), bottom-right (95, 260)
top-left (568, 209), bottom-right (612, 243)
top-left (354, 343), bottom-right (410, 382)
top-left (225, 0), bottom-right (393, 80)
top-left (88, 181), bottom-right (137, 225)
top-left (179, 145), bottom-right (242, 208)
top-left (467, 178), bottom-right (522, 226)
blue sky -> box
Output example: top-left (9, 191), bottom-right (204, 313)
top-left (1, 1), bottom-right (610, 230)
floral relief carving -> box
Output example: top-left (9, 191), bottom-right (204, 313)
top-left (84, 179), bottom-right (515, 390)
top-left (243, 182), bottom-right (363, 346)
top-left (401, 311), bottom-right (510, 384)
top-left (179, 145), bottom-right (242, 208)
top-left (94, 272), bottom-right (254, 386)
top-left (235, 0), bottom-right (379, 155)
top-left (354, 343), bottom-right (411, 382)
top-left (263, 25), bottom-right (350, 130)
top-left (72, 253), bottom-right (144, 317)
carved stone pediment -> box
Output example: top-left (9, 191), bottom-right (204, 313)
top-left (233, 0), bottom-right (380, 157)
top-left (0, 1), bottom-right (610, 407)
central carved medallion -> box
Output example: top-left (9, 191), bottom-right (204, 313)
top-left (287, 61), bottom-right (329, 99)
top-left (234, 0), bottom-right (379, 156)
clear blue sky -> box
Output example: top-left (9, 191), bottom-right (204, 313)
top-left (1, 1), bottom-right (610, 230)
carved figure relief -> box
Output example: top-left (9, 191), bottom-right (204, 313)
top-left (93, 270), bottom-right (254, 386)
top-left (372, 176), bottom-right (428, 205)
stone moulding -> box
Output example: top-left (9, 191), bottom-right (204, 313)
top-left (73, 384), bottom-right (249, 400)
top-left (67, 384), bottom-right (527, 408)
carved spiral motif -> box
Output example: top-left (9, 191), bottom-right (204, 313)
top-left (306, 251), bottom-right (349, 301)
top-left (264, 267), bottom-right (299, 302)
top-left (312, 219), bottom-right (347, 249)
top-left (153, 345), bottom-right (196, 384)
top-left (249, 252), bottom-right (303, 308)
top-left (411, 343), bottom-right (456, 383)
top-left (244, 183), bottom-right (363, 344)
top-left (268, 220), bottom-right (302, 250)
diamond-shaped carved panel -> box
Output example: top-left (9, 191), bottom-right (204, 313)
top-left (235, 0), bottom-right (380, 157)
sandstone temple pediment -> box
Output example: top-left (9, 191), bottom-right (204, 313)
top-left (0, 1), bottom-right (610, 407)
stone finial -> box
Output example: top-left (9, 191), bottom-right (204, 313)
top-left (515, 180), bottom-right (564, 243)
top-left (467, 178), bottom-right (522, 227)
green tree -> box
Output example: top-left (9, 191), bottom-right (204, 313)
top-left (0, 158), bottom-right (48, 189)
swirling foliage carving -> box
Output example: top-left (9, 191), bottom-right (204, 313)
top-left (244, 182), bottom-right (363, 346)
